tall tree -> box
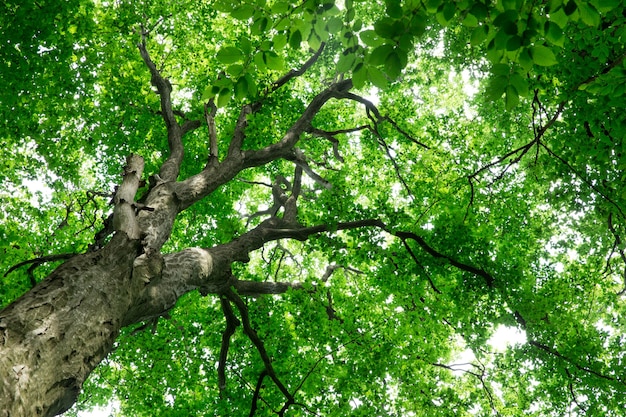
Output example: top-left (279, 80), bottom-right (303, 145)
top-left (2, 0), bottom-right (626, 416)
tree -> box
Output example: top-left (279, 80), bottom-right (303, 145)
top-left (1, 0), bottom-right (626, 415)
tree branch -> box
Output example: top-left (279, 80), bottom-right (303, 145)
top-left (204, 99), bottom-right (219, 168)
top-left (218, 297), bottom-right (240, 395)
top-left (4, 253), bottom-right (77, 288)
top-left (215, 217), bottom-right (495, 288)
top-left (266, 43), bottom-right (326, 96)
top-left (137, 28), bottom-right (184, 182)
top-left (242, 79), bottom-right (353, 168)
top-left (224, 288), bottom-right (293, 400)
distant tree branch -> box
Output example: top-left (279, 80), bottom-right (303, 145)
top-left (607, 213), bottom-right (626, 295)
top-left (528, 340), bottom-right (624, 385)
top-left (233, 280), bottom-right (303, 296)
top-left (248, 369), bottom-right (269, 417)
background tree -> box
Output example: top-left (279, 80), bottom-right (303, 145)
top-left (1, 0), bottom-right (626, 416)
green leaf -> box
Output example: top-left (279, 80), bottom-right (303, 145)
top-left (226, 64), bottom-right (244, 77)
top-left (386, 2), bottom-right (403, 19)
top-left (253, 51), bottom-right (266, 71)
top-left (591, 0), bottom-right (621, 12)
top-left (486, 75), bottom-right (508, 101)
top-left (518, 47), bottom-right (533, 71)
top-left (530, 45), bottom-right (558, 66)
top-left (544, 21), bottom-right (565, 47)
top-left (491, 63), bottom-right (510, 76)
top-left (384, 51), bottom-right (402, 79)
top-left (509, 72), bottom-right (529, 97)
top-left (564, 1), bottom-right (577, 15)
top-left (462, 13), bottom-right (479, 28)
top-left (374, 17), bottom-right (397, 39)
top-left (577, 2), bottom-right (600, 27)
top-left (273, 33), bottom-right (288, 50)
top-left (214, 0), bottom-right (235, 12)
top-left (270, 1), bottom-right (290, 14)
top-left (327, 17), bottom-right (343, 33)
top-left (216, 87), bottom-right (231, 107)
top-left (470, 25), bottom-right (489, 46)
top-left (264, 51), bottom-right (284, 71)
top-left (505, 85), bottom-right (519, 109)
top-left (368, 66), bottom-right (388, 89)
top-left (251, 16), bottom-right (270, 35)
top-left (244, 73), bottom-right (257, 97)
top-left (216, 47), bottom-right (244, 64)
top-left (369, 44), bottom-right (394, 66)
top-left (234, 77), bottom-right (248, 100)
top-left (337, 52), bottom-right (356, 73)
top-left (231, 5), bottom-right (255, 20)
top-left (506, 35), bottom-right (522, 52)
top-left (360, 30), bottom-right (384, 47)
top-left (549, 7), bottom-right (569, 29)
top-left (352, 62), bottom-right (367, 89)
top-left (289, 30), bottom-right (302, 49)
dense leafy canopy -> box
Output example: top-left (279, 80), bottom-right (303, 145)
top-left (2, 0), bottom-right (626, 415)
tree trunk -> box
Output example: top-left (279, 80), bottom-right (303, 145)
top-left (0, 234), bottom-right (140, 417)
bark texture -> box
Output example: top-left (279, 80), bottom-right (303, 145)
top-left (0, 235), bottom-right (140, 416)
top-left (0, 37), bottom-right (359, 415)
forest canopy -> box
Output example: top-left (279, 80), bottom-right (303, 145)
top-left (1, 0), bottom-right (626, 416)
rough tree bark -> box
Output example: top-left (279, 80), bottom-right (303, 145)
top-left (0, 35), bottom-right (357, 416)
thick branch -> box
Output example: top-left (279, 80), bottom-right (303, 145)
top-left (233, 280), bottom-right (303, 296)
top-left (112, 154), bottom-right (144, 239)
top-left (242, 79), bottom-right (353, 168)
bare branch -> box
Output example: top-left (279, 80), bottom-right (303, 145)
top-left (242, 79), bottom-right (353, 168)
top-left (267, 43), bottom-right (326, 95)
top-left (204, 99), bottom-right (219, 168)
top-left (286, 149), bottom-right (332, 190)
top-left (137, 28), bottom-right (184, 182)
top-left (4, 253), bottom-right (77, 287)
top-left (607, 213), bottom-right (626, 295)
top-left (233, 280), bottom-right (303, 296)
top-left (214, 217), bottom-right (495, 288)
top-left (248, 369), bottom-right (269, 417)
top-left (224, 288), bottom-right (293, 400)
top-left (218, 297), bottom-right (240, 395)
top-left (307, 125), bottom-right (371, 163)
top-left (228, 104), bottom-right (254, 157)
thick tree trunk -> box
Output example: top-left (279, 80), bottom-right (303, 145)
top-left (0, 234), bottom-right (140, 417)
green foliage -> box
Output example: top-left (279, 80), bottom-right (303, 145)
top-left (3, 0), bottom-right (626, 416)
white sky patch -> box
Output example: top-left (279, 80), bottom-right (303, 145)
top-left (488, 324), bottom-right (527, 351)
